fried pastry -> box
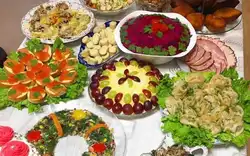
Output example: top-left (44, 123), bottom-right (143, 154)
top-left (214, 7), bottom-right (242, 23)
top-left (186, 13), bottom-right (205, 31)
top-left (205, 14), bottom-right (226, 32)
top-left (172, 5), bottom-right (195, 17)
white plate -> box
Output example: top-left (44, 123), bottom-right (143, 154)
top-left (21, 1), bottom-right (96, 44)
top-left (114, 10), bottom-right (197, 65)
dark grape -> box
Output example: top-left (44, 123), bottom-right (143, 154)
top-left (132, 94), bottom-right (139, 104)
top-left (90, 82), bottom-right (99, 89)
top-left (95, 94), bottom-right (105, 105)
top-left (133, 103), bottom-right (144, 114)
top-left (151, 68), bottom-right (160, 74)
top-left (151, 96), bottom-right (158, 106)
top-left (144, 100), bottom-right (152, 111)
top-left (142, 89), bottom-right (152, 98)
top-left (96, 69), bottom-right (103, 76)
top-left (91, 89), bottom-right (100, 98)
top-left (99, 76), bottom-right (109, 81)
top-left (109, 64), bottom-right (116, 71)
top-left (115, 93), bottom-right (123, 103)
top-left (102, 86), bottom-right (111, 95)
top-left (123, 104), bottom-right (133, 115)
top-left (124, 69), bottom-right (129, 76)
top-left (146, 72), bottom-right (155, 76)
top-left (129, 76), bottom-right (140, 82)
top-left (102, 63), bottom-right (111, 70)
top-left (91, 74), bottom-right (100, 82)
top-left (119, 57), bottom-right (128, 62)
top-left (149, 81), bottom-right (158, 87)
top-left (112, 103), bottom-right (123, 114)
top-left (118, 77), bottom-right (127, 85)
top-left (103, 98), bottom-right (114, 110)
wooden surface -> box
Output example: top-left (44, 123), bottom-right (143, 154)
top-left (242, 0), bottom-right (250, 155)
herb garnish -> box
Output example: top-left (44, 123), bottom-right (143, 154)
top-left (168, 46), bottom-right (177, 56)
top-left (144, 25), bottom-right (152, 34)
top-left (8, 89), bottom-right (16, 96)
top-left (33, 92), bottom-right (40, 98)
top-left (178, 42), bottom-right (187, 51)
top-left (49, 63), bottom-right (58, 72)
top-left (52, 38), bottom-right (66, 52)
top-left (8, 52), bottom-right (19, 61)
top-left (168, 24), bottom-right (175, 30)
top-left (26, 39), bottom-right (44, 52)
top-left (156, 31), bottom-right (163, 38)
top-left (43, 78), bottom-right (51, 83)
top-left (30, 59), bottom-right (38, 67)
top-left (0, 69), bottom-right (7, 80)
top-left (15, 73), bottom-right (26, 80)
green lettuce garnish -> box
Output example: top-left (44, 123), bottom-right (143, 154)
top-left (26, 38), bottom-right (44, 52)
top-left (158, 68), bottom-right (250, 148)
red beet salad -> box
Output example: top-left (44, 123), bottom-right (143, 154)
top-left (120, 14), bottom-right (191, 56)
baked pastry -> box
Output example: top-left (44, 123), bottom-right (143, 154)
top-left (214, 7), bottom-right (242, 23)
top-left (90, 58), bottom-right (162, 115)
top-left (205, 14), bottom-right (226, 32)
top-left (172, 4), bottom-right (195, 17)
top-left (186, 13), bottom-right (205, 31)
top-left (212, 0), bottom-right (240, 12)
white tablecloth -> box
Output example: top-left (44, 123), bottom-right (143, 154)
top-left (0, 0), bottom-right (246, 155)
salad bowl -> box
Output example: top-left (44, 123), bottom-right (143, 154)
top-left (114, 10), bottom-right (197, 65)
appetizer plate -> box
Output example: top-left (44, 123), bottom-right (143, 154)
top-left (78, 21), bottom-right (120, 69)
top-left (114, 10), bottom-right (197, 65)
top-left (19, 102), bottom-right (126, 156)
top-left (21, 1), bottom-right (96, 44)
top-left (82, 0), bottom-right (135, 16)
top-left (197, 3), bottom-right (242, 35)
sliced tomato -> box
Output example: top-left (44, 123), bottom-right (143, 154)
top-left (35, 45), bottom-right (52, 62)
top-left (59, 70), bottom-right (77, 84)
top-left (59, 58), bottom-right (77, 71)
top-left (28, 86), bottom-right (46, 103)
top-left (8, 84), bottom-right (28, 102)
top-left (17, 48), bottom-right (34, 65)
top-left (26, 59), bottom-right (44, 73)
top-left (4, 59), bottom-right (25, 74)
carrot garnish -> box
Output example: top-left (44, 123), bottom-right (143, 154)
top-left (49, 113), bottom-right (63, 137)
top-left (84, 124), bottom-right (108, 139)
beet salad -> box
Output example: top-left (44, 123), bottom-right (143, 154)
top-left (120, 14), bottom-right (191, 56)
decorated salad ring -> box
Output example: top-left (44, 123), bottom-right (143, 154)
top-left (25, 109), bottom-right (115, 155)
top-left (0, 38), bottom-right (88, 113)
top-left (89, 57), bottom-right (162, 118)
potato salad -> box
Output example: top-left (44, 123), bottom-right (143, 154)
top-left (86, 0), bottom-right (133, 11)
top-left (81, 21), bottom-right (118, 65)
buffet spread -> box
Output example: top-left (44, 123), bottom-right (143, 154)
top-left (0, 0), bottom-right (247, 156)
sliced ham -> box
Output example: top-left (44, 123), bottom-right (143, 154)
top-left (187, 46), bottom-right (206, 65)
top-left (185, 46), bottom-right (198, 62)
top-left (220, 45), bottom-right (237, 67)
top-left (190, 59), bottom-right (214, 71)
top-left (190, 51), bottom-right (211, 66)
top-left (196, 39), bottom-right (227, 62)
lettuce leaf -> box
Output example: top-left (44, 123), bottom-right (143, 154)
top-left (26, 39), bottom-right (44, 52)
top-left (156, 74), bottom-right (173, 109)
top-left (161, 115), bottom-right (214, 148)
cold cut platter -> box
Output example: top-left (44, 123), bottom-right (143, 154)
top-left (177, 36), bottom-right (237, 74)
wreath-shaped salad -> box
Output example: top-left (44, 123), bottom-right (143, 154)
top-left (157, 68), bottom-right (250, 148)
top-left (0, 38), bottom-right (88, 113)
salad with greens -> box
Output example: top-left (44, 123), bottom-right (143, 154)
top-left (157, 68), bottom-right (250, 148)
top-left (0, 38), bottom-right (88, 113)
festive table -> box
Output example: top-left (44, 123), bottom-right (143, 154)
top-left (0, 0), bottom-right (247, 155)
